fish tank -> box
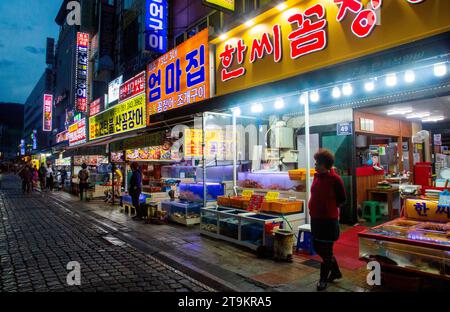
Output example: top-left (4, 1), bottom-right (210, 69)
top-left (161, 201), bottom-right (202, 226)
top-left (238, 172), bottom-right (303, 192)
top-left (179, 182), bottom-right (225, 202)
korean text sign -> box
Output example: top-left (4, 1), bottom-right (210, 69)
top-left (146, 29), bottom-right (210, 120)
top-left (75, 32), bottom-right (89, 112)
top-left (89, 93), bottom-right (146, 141)
top-left (108, 75), bottom-right (123, 104)
top-left (43, 94), bottom-right (53, 132)
top-left (145, 0), bottom-right (168, 54)
top-left (213, 0), bottom-right (450, 96)
top-left (405, 199), bottom-right (450, 223)
top-left (68, 118), bottom-right (87, 146)
top-left (119, 71), bottom-right (146, 102)
top-left (89, 97), bottom-right (104, 117)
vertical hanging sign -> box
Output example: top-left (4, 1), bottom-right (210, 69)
top-left (145, 0), bottom-right (168, 54)
top-left (75, 32), bottom-right (89, 112)
top-left (43, 94), bottom-right (53, 132)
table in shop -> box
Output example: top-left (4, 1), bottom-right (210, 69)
top-left (366, 187), bottom-right (400, 220)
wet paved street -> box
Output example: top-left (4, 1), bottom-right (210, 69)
top-left (0, 175), bottom-right (213, 292)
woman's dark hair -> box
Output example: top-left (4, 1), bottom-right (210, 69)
top-left (314, 149), bottom-right (335, 170)
top-left (81, 163), bottom-right (87, 169)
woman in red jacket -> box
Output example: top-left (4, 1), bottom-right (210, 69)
top-left (309, 149), bottom-right (346, 291)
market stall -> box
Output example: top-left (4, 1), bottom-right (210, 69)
top-left (72, 155), bottom-right (110, 198)
top-left (359, 194), bottom-right (450, 283)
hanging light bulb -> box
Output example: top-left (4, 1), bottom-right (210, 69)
top-left (332, 86), bottom-right (341, 98)
top-left (342, 83), bottom-right (353, 96)
top-left (274, 98), bottom-right (285, 110)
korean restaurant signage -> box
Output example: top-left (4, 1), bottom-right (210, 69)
top-left (111, 151), bottom-right (125, 163)
top-left (55, 157), bottom-right (71, 166)
top-left (89, 97), bottom-right (104, 116)
top-left (125, 145), bottom-right (172, 161)
top-left (145, 0), bottom-right (168, 54)
top-left (119, 71), bottom-right (146, 102)
top-left (56, 130), bottom-right (68, 143)
top-left (20, 139), bottom-right (25, 156)
top-left (74, 155), bottom-right (108, 166)
top-left (108, 75), bottom-right (123, 104)
top-left (43, 94), bottom-right (53, 132)
top-left (213, 0), bottom-right (450, 96)
top-left (68, 118), bottom-right (87, 146)
top-left (405, 199), bottom-right (450, 223)
top-left (203, 0), bottom-right (234, 13)
top-left (75, 32), bottom-right (89, 112)
top-left (89, 93), bottom-right (146, 141)
top-left (147, 29), bottom-right (210, 120)
top-left (184, 128), bottom-right (232, 160)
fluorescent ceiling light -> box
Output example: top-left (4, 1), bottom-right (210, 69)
top-left (422, 116), bottom-right (444, 122)
top-left (251, 103), bottom-right (263, 113)
top-left (276, 3), bottom-right (288, 11)
top-left (310, 90), bottom-right (319, 103)
top-left (342, 83), bottom-right (353, 96)
top-left (332, 87), bottom-right (341, 98)
top-left (364, 80), bottom-right (375, 92)
top-left (404, 70), bottom-right (415, 83)
top-left (387, 108), bottom-right (413, 115)
top-left (386, 73), bottom-right (397, 87)
top-left (434, 62), bottom-right (447, 77)
top-left (406, 112), bottom-right (430, 119)
top-left (274, 98), bottom-right (285, 109)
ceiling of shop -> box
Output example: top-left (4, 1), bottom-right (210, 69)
top-left (358, 95), bottom-right (450, 123)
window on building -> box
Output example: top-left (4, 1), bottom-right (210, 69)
top-left (257, 0), bottom-right (272, 9)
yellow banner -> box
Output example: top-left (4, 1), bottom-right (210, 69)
top-left (405, 199), bottom-right (450, 223)
top-left (212, 0), bottom-right (450, 97)
top-left (89, 93), bottom-right (146, 140)
top-left (203, 0), bottom-right (234, 12)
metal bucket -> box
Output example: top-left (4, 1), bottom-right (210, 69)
top-left (273, 229), bottom-right (295, 262)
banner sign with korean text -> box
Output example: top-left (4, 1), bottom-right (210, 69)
top-left (43, 94), bottom-right (53, 132)
top-left (89, 97), bottom-right (105, 117)
top-left (75, 32), bottom-right (89, 112)
top-left (145, 0), bottom-right (168, 54)
top-left (212, 0), bottom-right (450, 96)
top-left (89, 93), bottom-right (146, 141)
top-left (119, 71), bottom-right (146, 102)
top-left (184, 128), bottom-right (232, 160)
top-left (68, 118), bottom-right (87, 146)
top-left (147, 29), bottom-right (210, 120)
top-left (405, 199), bottom-right (450, 223)
top-left (56, 130), bottom-right (68, 144)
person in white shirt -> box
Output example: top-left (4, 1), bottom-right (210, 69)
top-left (46, 165), bottom-right (54, 191)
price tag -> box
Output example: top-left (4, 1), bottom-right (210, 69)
top-left (242, 190), bottom-right (254, 197)
top-left (146, 198), bottom-right (152, 204)
top-left (265, 192), bottom-right (280, 201)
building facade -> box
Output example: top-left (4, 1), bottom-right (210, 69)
top-left (0, 103), bottom-right (24, 160)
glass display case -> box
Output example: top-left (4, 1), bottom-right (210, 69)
top-left (200, 207), bottom-right (283, 250)
top-left (161, 201), bottom-right (202, 226)
top-left (359, 218), bottom-right (450, 279)
top-left (179, 182), bottom-right (225, 202)
top-left (238, 171), bottom-right (304, 192)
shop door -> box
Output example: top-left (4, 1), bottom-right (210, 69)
top-left (321, 133), bottom-right (355, 224)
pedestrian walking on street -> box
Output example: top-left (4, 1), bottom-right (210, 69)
top-left (129, 162), bottom-right (143, 221)
top-left (46, 163), bottom-right (54, 191)
top-left (31, 165), bottom-right (38, 191)
top-left (19, 164), bottom-right (32, 193)
top-left (38, 163), bottom-right (47, 191)
top-left (78, 163), bottom-right (90, 201)
top-left (309, 149), bottom-right (346, 291)
top-left (60, 166), bottom-right (68, 191)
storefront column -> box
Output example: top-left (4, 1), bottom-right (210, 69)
top-left (304, 92), bottom-right (311, 224)
top-left (232, 112), bottom-right (237, 195)
top-left (202, 113), bottom-right (207, 208)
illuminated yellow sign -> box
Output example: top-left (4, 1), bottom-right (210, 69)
top-left (184, 128), bottom-right (233, 159)
top-left (212, 0), bottom-right (450, 96)
top-left (203, 0), bottom-right (234, 12)
top-left (405, 199), bottom-right (450, 223)
top-left (89, 93), bottom-right (146, 140)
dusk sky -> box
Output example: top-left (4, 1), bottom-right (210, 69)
top-left (0, 0), bottom-right (60, 104)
